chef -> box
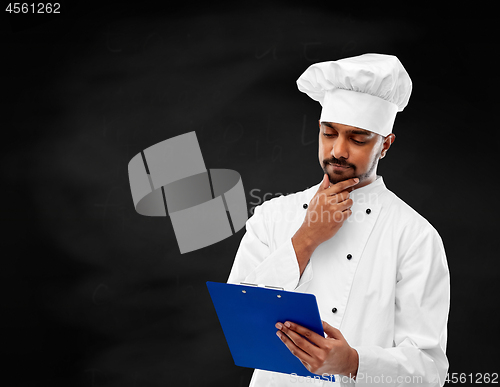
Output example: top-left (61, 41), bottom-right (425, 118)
top-left (227, 53), bottom-right (450, 386)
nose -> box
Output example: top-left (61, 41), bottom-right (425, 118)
top-left (332, 136), bottom-right (349, 160)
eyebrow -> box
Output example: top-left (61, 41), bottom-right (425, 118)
top-left (321, 122), bottom-right (372, 136)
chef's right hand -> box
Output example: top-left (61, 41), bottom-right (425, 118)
top-left (292, 174), bottom-right (358, 273)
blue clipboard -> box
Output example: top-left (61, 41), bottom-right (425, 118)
top-left (206, 281), bottom-right (332, 380)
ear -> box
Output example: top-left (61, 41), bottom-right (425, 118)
top-left (380, 133), bottom-right (396, 159)
top-left (318, 119), bottom-right (322, 130)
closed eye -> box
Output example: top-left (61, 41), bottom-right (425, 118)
top-left (352, 139), bottom-right (365, 145)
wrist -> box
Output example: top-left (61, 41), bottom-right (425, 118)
top-left (344, 347), bottom-right (359, 379)
top-left (292, 226), bottom-right (317, 254)
top-left (291, 227), bottom-right (317, 276)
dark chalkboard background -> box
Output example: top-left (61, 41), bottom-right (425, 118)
top-left (4, 2), bottom-right (498, 386)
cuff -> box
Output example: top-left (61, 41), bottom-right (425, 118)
top-left (243, 238), bottom-right (301, 291)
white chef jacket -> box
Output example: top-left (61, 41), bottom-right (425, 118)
top-left (227, 176), bottom-right (450, 386)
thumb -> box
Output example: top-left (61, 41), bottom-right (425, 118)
top-left (322, 321), bottom-right (343, 340)
top-left (318, 173), bottom-right (330, 191)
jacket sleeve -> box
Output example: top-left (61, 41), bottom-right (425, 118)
top-left (227, 202), bottom-right (312, 291)
top-left (351, 227), bottom-right (450, 387)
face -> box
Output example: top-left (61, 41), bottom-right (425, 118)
top-left (318, 121), bottom-right (395, 188)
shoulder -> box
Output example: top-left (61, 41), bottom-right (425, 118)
top-left (375, 188), bottom-right (449, 280)
top-left (383, 189), bottom-right (444, 249)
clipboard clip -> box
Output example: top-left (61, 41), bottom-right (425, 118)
top-left (239, 282), bottom-right (284, 290)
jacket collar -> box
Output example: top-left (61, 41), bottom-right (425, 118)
top-left (308, 175), bottom-right (387, 205)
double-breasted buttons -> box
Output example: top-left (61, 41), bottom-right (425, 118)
top-left (332, 307), bottom-right (338, 313)
top-left (366, 208), bottom-right (371, 214)
top-left (303, 203), bottom-right (308, 209)
top-left (347, 254), bottom-right (352, 260)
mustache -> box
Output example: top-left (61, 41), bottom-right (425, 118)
top-left (324, 157), bottom-right (356, 169)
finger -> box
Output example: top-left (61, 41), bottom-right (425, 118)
top-left (313, 190), bottom-right (350, 210)
top-left (299, 359), bottom-right (310, 369)
top-left (279, 321), bottom-right (326, 348)
top-left (276, 329), bottom-right (316, 365)
top-left (329, 198), bottom-right (353, 215)
top-left (327, 191), bottom-right (350, 204)
top-left (322, 321), bottom-right (343, 340)
top-left (317, 174), bottom-right (330, 191)
top-left (326, 178), bottom-right (359, 194)
top-left (342, 208), bottom-right (352, 217)
top-left (323, 208), bottom-right (350, 225)
top-left (279, 326), bottom-right (319, 357)
top-left (339, 197), bottom-right (354, 212)
top-left (330, 208), bottom-right (352, 223)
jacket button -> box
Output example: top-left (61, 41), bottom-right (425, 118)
top-left (347, 254), bottom-right (352, 260)
top-left (303, 203), bottom-right (308, 209)
top-left (366, 208), bottom-right (371, 214)
top-left (332, 307), bottom-right (338, 313)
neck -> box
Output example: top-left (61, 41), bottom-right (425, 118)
top-left (353, 173), bottom-right (377, 190)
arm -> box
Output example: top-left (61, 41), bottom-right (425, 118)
top-left (227, 201), bottom-right (302, 290)
top-left (293, 175), bottom-right (358, 275)
top-left (276, 319), bottom-right (359, 378)
top-left (276, 227), bottom-right (450, 386)
top-left (353, 228), bottom-right (450, 386)
top-left (228, 175), bottom-right (359, 288)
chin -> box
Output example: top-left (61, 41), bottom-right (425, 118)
top-left (326, 172), bottom-right (357, 185)
top-left (331, 177), bottom-right (352, 185)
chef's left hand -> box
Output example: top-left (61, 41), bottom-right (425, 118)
top-left (275, 320), bottom-right (359, 378)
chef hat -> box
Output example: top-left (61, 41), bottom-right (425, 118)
top-left (296, 53), bottom-right (412, 137)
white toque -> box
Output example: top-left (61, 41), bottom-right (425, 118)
top-left (297, 53), bottom-right (412, 136)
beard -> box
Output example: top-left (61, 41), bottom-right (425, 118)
top-left (322, 155), bottom-right (378, 185)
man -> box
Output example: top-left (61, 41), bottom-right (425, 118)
top-left (227, 54), bottom-right (450, 386)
